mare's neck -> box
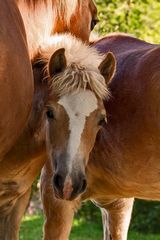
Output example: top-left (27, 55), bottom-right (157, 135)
top-left (17, 0), bottom-right (54, 59)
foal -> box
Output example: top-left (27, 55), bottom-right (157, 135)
top-left (40, 34), bottom-right (116, 240)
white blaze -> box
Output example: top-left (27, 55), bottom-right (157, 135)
top-left (58, 90), bottom-right (98, 171)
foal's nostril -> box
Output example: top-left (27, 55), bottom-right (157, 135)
top-left (53, 174), bottom-right (63, 190)
top-left (80, 178), bottom-right (87, 193)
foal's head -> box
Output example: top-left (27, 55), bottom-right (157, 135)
top-left (42, 34), bottom-right (116, 200)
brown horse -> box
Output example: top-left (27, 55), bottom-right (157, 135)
top-left (41, 33), bottom-right (160, 240)
top-left (17, 0), bottom-right (98, 59)
top-left (40, 34), bottom-right (116, 239)
top-left (0, 0), bottom-right (33, 160)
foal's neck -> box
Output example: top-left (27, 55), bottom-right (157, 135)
top-left (11, 61), bottom-right (48, 157)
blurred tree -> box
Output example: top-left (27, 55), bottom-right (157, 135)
top-left (95, 0), bottom-right (160, 43)
top-left (131, 200), bottom-right (160, 233)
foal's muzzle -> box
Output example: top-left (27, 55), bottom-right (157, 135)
top-left (53, 172), bottom-right (87, 200)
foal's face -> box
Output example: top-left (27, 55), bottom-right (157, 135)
top-left (46, 90), bottom-right (106, 200)
top-left (45, 47), bottom-right (116, 200)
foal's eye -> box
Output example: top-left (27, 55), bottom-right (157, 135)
top-left (98, 115), bottom-right (107, 127)
top-left (46, 108), bottom-right (54, 120)
top-left (91, 19), bottom-right (99, 31)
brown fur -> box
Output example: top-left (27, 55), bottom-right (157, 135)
top-left (0, 0), bottom-right (33, 238)
top-left (0, 0), bottom-right (33, 160)
top-left (41, 34), bottom-right (160, 240)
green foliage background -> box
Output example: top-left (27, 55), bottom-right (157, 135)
top-left (77, 0), bottom-right (160, 234)
top-left (94, 0), bottom-right (160, 43)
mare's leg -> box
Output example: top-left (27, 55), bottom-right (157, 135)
top-left (101, 208), bottom-right (110, 240)
top-left (0, 188), bottom-right (31, 240)
top-left (41, 174), bottom-right (80, 240)
top-left (96, 198), bottom-right (134, 240)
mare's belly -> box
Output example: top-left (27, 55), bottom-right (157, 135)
top-left (85, 160), bottom-right (160, 201)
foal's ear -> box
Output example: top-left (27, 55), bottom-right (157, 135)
top-left (48, 48), bottom-right (67, 77)
top-left (98, 52), bottom-right (116, 84)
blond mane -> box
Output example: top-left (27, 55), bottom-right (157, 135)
top-left (17, 0), bottom-right (81, 59)
top-left (19, 0), bottom-right (81, 21)
top-left (40, 34), bottom-right (109, 99)
top-left (55, 0), bottom-right (82, 23)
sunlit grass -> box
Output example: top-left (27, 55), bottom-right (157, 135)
top-left (20, 214), bottom-right (160, 240)
top-left (20, 215), bottom-right (43, 240)
top-left (71, 219), bottom-right (102, 240)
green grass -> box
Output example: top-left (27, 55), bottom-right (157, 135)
top-left (20, 215), bottom-right (43, 240)
top-left (128, 232), bottom-right (160, 240)
top-left (20, 214), bottom-right (160, 240)
top-left (70, 219), bottom-right (102, 240)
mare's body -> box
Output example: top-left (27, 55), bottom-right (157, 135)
top-left (90, 34), bottom-right (160, 200)
top-left (0, 0), bottom-right (33, 160)
top-left (41, 34), bottom-right (160, 240)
